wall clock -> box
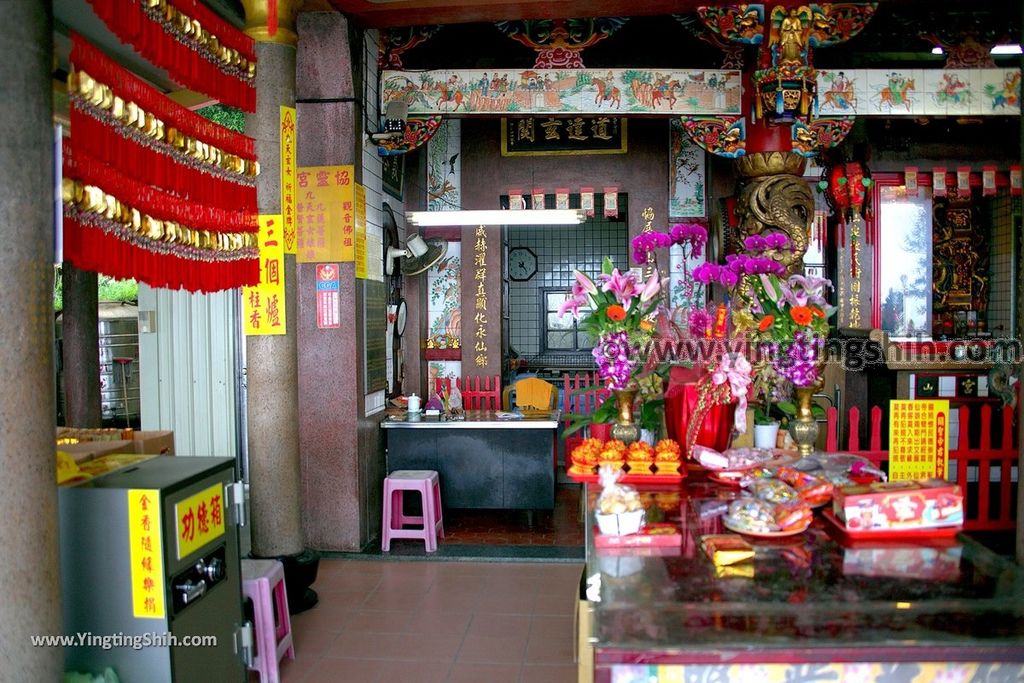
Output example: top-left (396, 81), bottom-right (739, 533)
top-left (509, 247), bottom-right (538, 281)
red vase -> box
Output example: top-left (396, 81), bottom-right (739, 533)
top-left (589, 423), bottom-right (612, 442)
top-left (664, 366), bottom-right (737, 456)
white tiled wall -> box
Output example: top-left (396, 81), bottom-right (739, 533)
top-left (508, 195), bottom-right (628, 357)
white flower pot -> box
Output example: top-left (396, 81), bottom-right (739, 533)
top-left (753, 423), bottom-right (780, 449)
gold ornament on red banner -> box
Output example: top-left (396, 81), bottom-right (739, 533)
top-left (508, 188), bottom-right (523, 210)
top-left (531, 188), bottom-right (545, 209)
top-left (555, 188), bottom-right (570, 210)
top-left (1010, 165), bottom-right (1022, 196)
top-left (933, 167), bottom-right (947, 197)
top-left (581, 187), bottom-right (595, 216)
top-left (604, 187), bottom-right (618, 218)
top-left (982, 166), bottom-right (997, 197)
top-left (904, 166), bottom-right (918, 197)
top-left (85, 0), bottom-right (256, 111)
top-left (956, 167), bottom-right (971, 197)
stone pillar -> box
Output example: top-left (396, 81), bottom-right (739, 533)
top-left (242, 0), bottom-right (304, 557)
top-left (0, 2), bottom-right (63, 679)
top-left (61, 264), bottom-right (100, 426)
top-left (295, 12), bottom-right (384, 551)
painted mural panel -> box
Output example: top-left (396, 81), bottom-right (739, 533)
top-left (817, 68), bottom-right (1020, 117)
top-left (382, 68), bottom-right (743, 116)
top-left (427, 119), bottom-right (461, 211)
top-left (426, 241), bottom-right (462, 351)
top-left (427, 361), bottom-right (461, 393)
top-left (669, 119), bottom-right (706, 218)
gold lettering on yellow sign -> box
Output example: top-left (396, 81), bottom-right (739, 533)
top-left (540, 118), bottom-right (562, 140)
top-left (474, 228), bottom-right (489, 367)
top-left (517, 119), bottom-right (535, 143)
top-left (566, 117), bottom-right (588, 141)
top-left (591, 117), bottom-right (613, 140)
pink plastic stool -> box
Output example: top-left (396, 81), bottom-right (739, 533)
top-left (241, 559), bottom-right (295, 683)
top-left (382, 470), bottom-right (445, 552)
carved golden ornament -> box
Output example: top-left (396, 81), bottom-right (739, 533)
top-left (144, 0), bottom-right (256, 78)
top-left (68, 69), bottom-right (259, 180)
top-left (734, 151), bottom-right (806, 178)
top-left (62, 178), bottom-right (258, 254)
top-left (240, 0), bottom-right (301, 46)
top-left (736, 173), bottom-right (815, 272)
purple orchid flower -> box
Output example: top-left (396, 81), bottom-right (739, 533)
top-left (743, 234), bottom-right (768, 252)
top-left (764, 233), bottom-right (791, 250)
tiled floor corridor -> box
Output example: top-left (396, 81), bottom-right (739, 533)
top-left (276, 559), bottom-right (585, 683)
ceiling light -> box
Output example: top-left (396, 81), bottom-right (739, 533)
top-left (932, 46), bottom-right (944, 55)
top-left (991, 44), bottom-right (1023, 55)
top-left (406, 209), bottom-right (585, 227)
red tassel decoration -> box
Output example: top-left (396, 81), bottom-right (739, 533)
top-left (63, 141), bottom-right (256, 235)
top-left (71, 35), bottom-right (255, 158)
top-left (64, 214), bottom-right (259, 293)
top-left (84, 0), bottom-right (256, 112)
top-left (269, 0), bottom-right (278, 37)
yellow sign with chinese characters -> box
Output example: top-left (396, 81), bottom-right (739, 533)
top-left (279, 106), bottom-right (297, 254)
top-left (243, 215), bottom-right (286, 336)
top-left (888, 400), bottom-right (949, 481)
top-left (174, 483), bottom-right (226, 561)
top-left (296, 165), bottom-right (355, 263)
top-left (354, 183), bottom-right (367, 279)
top-left (128, 489), bottom-right (165, 619)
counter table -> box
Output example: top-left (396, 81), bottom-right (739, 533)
top-left (382, 410), bottom-right (559, 510)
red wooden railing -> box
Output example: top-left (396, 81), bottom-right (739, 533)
top-left (433, 375), bottom-right (502, 410)
top-left (825, 403), bottom-right (1018, 531)
top-left (561, 372), bottom-right (611, 454)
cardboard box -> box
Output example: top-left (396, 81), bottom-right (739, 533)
top-left (132, 430), bottom-right (175, 455)
top-left (57, 439), bottom-right (135, 464)
top-left (833, 479), bottom-right (963, 531)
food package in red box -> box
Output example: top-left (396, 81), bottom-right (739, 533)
top-left (833, 478), bottom-right (963, 531)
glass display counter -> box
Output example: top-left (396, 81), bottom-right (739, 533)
top-left (578, 481), bottom-right (1024, 682)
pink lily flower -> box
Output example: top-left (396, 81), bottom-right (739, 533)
top-left (573, 270), bottom-right (597, 296)
top-left (599, 268), bottom-right (638, 305)
top-left (639, 272), bottom-right (662, 303)
top-left (557, 293), bottom-right (586, 319)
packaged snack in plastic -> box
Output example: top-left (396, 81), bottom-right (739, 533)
top-left (594, 465), bottom-right (645, 535)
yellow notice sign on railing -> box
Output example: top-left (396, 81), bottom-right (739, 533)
top-left (174, 483), bottom-right (226, 560)
top-left (128, 489), bottom-right (165, 619)
top-left (888, 400), bottom-right (950, 481)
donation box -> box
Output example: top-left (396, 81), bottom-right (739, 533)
top-left (60, 456), bottom-right (250, 682)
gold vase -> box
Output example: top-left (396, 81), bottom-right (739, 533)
top-left (609, 387), bottom-right (640, 446)
top-left (790, 384), bottom-right (821, 457)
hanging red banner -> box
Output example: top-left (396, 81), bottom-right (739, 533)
top-left (604, 187), bottom-right (618, 218)
top-left (508, 188), bottom-right (524, 210)
top-left (933, 167), bottom-right (947, 197)
top-left (982, 166), bottom-right (997, 197)
top-left (956, 167), bottom-right (971, 197)
top-left (555, 188), bottom-right (570, 210)
top-left (581, 187), bottom-right (595, 217)
top-left (904, 166), bottom-right (918, 197)
top-left (531, 187), bottom-right (545, 210)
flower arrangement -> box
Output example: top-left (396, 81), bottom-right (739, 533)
top-left (559, 257), bottom-right (661, 391)
top-left (692, 233), bottom-right (835, 417)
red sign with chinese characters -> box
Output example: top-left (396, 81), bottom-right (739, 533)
top-left (315, 263), bottom-right (341, 329)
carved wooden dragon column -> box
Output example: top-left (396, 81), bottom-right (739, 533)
top-left (691, 3), bottom-right (877, 272)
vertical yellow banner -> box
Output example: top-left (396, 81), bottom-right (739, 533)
top-left (128, 489), bottom-right (165, 619)
top-left (296, 165), bottom-right (354, 263)
top-left (280, 106), bottom-right (297, 254)
top-left (888, 400), bottom-right (950, 481)
top-left (354, 184), bottom-right (367, 279)
top-left (243, 215), bottom-right (287, 336)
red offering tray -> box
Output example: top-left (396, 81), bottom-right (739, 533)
top-left (594, 523), bottom-right (682, 548)
top-left (822, 508), bottom-right (962, 543)
top-left (567, 467), bottom-right (685, 485)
